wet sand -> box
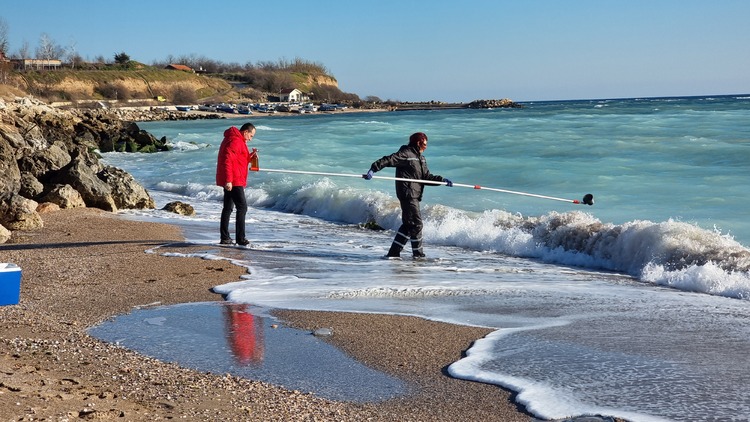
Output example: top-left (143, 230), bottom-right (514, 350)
top-left (0, 207), bottom-right (530, 421)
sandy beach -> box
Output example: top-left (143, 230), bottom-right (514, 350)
top-left (0, 207), bottom-right (530, 421)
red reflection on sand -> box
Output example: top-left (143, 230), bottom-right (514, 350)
top-left (223, 303), bottom-right (264, 365)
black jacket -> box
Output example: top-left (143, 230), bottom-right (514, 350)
top-left (370, 144), bottom-right (445, 201)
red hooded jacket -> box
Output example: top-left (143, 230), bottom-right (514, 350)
top-left (216, 126), bottom-right (253, 187)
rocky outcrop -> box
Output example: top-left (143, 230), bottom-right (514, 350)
top-left (0, 97), bottom-right (156, 241)
top-left (466, 98), bottom-right (523, 109)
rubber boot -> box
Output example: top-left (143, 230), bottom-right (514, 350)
top-left (411, 238), bottom-right (425, 259)
top-left (387, 231), bottom-right (409, 258)
top-left (386, 242), bottom-right (403, 258)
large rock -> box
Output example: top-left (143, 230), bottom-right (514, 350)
top-left (162, 201), bottom-right (195, 216)
top-left (96, 121), bottom-right (170, 153)
top-left (0, 194), bottom-right (43, 231)
top-left (52, 147), bottom-right (117, 211)
top-left (123, 122), bottom-right (170, 153)
top-left (0, 224), bottom-right (10, 243)
top-left (36, 202), bottom-right (61, 214)
top-left (0, 137), bottom-right (22, 201)
top-left (41, 184), bottom-right (86, 209)
top-left (98, 166), bottom-right (155, 209)
top-left (18, 172), bottom-right (45, 199)
top-left (17, 141), bottom-right (72, 177)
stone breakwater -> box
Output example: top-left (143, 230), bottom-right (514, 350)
top-left (466, 98), bottom-right (523, 109)
top-left (0, 97), bottom-right (172, 243)
top-left (393, 98), bottom-right (522, 111)
top-left (110, 106), bottom-right (226, 123)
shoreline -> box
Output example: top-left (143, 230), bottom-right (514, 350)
top-left (0, 207), bottom-right (530, 421)
top-left (116, 104), bottom-right (392, 120)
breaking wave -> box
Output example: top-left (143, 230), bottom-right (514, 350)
top-left (151, 177), bottom-right (750, 300)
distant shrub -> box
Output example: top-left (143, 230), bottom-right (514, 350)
top-left (240, 87), bottom-right (264, 102)
top-left (170, 84), bottom-right (197, 104)
top-left (61, 90), bottom-right (83, 102)
top-left (114, 52), bottom-right (130, 65)
top-left (310, 85), bottom-right (355, 103)
top-left (96, 82), bottom-right (131, 100)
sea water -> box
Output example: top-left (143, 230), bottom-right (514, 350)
top-left (99, 95), bottom-right (750, 421)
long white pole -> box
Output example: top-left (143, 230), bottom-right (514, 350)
top-left (253, 167), bottom-right (593, 205)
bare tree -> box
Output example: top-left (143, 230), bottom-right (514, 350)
top-left (0, 18), bottom-right (8, 56)
top-left (36, 33), bottom-right (61, 60)
top-left (64, 39), bottom-right (80, 68)
top-left (17, 40), bottom-right (30, 59)
top-left (0, 19), bottom-right (9, 85)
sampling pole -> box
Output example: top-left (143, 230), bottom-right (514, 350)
top-left (252, 167), bottom-right (594, 205)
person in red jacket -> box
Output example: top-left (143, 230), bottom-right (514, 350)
top-left (216, 123), bottom-right (257, 245)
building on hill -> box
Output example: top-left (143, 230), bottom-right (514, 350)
top-left (279, 88), bottom-right (306, 103)
top-left (12, 58), bottom-right (62, 70)
top-left (165, 64), bottom-right (194, 72)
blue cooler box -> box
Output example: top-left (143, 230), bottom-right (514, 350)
top-left (0, 263), bottom-right (22, 306)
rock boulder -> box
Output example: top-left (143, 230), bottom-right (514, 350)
top-left (162, 201), bottom-right (195, 216)
top-left (0, 97), bottom-right (159, 242)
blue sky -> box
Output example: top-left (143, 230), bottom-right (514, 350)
top-left (2, 0), bottom-right (748, 102)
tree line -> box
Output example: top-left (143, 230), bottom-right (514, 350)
top-left (0, 18), bottom-right (379, 104)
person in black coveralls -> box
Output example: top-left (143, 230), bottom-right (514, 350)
top-left (363, 132), bottom-right (452, 259)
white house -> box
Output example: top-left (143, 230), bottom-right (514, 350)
top-left (279, 88), bottom-right (304, 102)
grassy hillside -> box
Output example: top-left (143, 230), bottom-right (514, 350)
top-left (4, 59), bottom-right (345, 106)
top-left (14, 68), bottom-right (236, 104)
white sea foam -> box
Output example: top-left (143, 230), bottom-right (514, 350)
top-left (144, 175), bottom-right (750, 301)
top-left (166, 140), bottom-right (211, 151)
top-left (253, 124), bottom-right (284, 131)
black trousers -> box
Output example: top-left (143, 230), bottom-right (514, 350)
top-left (220, 186), bottom-right (248, 241)
top-left (388, 198), bottom-right (424, 257)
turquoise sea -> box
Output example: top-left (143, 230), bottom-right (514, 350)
top-left (97, 95), bottom-right (750, 421)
